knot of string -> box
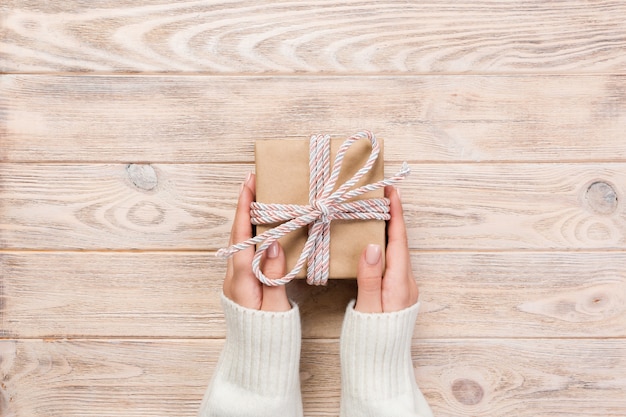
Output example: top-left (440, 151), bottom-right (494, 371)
top-left (216, 131), bottom-right (411, 286)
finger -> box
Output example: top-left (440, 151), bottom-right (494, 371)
top-left (260, 241), bottom-right (291, 312)
top-left (385, 185), bottom-right (411, 272)
top-left (354, 244), bottom-right (383, 313)
top-left (231, 173), bottom-right (255, 244)
top-left (224, 174), bottom-right (262, 310)
top-left (231, 174), bottom-right (256, 274)
top-left (382, 185), bottom-right (419, 311)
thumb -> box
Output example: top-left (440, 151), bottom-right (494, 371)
top-left (260, 240), bottom-right (291, 312)
top-left (354, 244), bottom-right (383, 313)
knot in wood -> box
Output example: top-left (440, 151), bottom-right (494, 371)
top-left (127, 164), bottom-right (158, 191)
top-left (451, 378), bottom-right (484, 406)
top-left (585, 181), bottom-right (618, 215)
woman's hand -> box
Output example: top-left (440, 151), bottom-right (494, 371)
top-left (354, 185), bottom-right (419, 313)
top-left (222, 173), bottom-right (291, 312)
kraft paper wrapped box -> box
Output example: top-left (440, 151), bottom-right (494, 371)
top-left (255, 138), bottom-right (386, 279)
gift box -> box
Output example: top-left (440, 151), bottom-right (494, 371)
top-left (255, 137), bottom-right (386, 279)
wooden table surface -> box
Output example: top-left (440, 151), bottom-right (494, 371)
top-left (1, 1), bottom-right (625, 416)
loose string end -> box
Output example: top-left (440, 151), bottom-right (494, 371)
top-left (400, 161), bottom-right (411, 176)
top-left (216, 248), bottom-right (233, 258)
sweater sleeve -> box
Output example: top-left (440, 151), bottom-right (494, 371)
top-left (339, 300), bottom-right (434, 417)
top-left (198, 293), bottom-right (303, 417)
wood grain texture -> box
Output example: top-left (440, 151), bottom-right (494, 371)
top-left (2, 1), bottom-right (626, 74)
top-left (0, 163), bottom-right (239, 250)
top-left (2, 339), bottom-right (625, 417)
top-left (2, 75), bottom-right (626, 163)
top-left (416, 251), bottom-right (626, 339)
top-left (405, 163), bottom-right (626, 250)
top-left (0, 252), bottom-right (226, 338)
top-left (3, 2), bottom-right (626, 416)
top-left (1, 163), bottom-right (624, 250)
top-left (1, 251), bottom-right (624, 339)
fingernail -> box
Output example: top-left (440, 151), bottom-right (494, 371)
top-left (267, 241), bottom-right (279, 259)
top-left (396, 187), bottom-right (401, 199)
top-left (365, 244), bottom-right (381, 265)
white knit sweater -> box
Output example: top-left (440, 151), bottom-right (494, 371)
top-left (198, 294), bottom-right (433, 417)
top-left (340, 301), bottom-right (433, 417)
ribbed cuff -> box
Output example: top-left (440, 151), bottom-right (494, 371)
top-left (219, 293), bottom-right (302, 397)
top-left (340, 300), bottom-right (420, 401)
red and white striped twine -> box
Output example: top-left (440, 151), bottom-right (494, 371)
top-left (217, 131), bottom-right (410, 286)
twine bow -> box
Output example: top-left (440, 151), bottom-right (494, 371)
top-left (217, 131), bottom-right (410, 286)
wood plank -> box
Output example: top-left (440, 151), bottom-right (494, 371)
top-left (414, 251), bottom-right (626, 339)
top-left (2, 75), bottom-right (626, 163)
top-left (1, 339), bottom-right (625, 416)
top-left (405, 162), bottom-right (626, 250)
top-left (0, 339), bottom-right (220, 417)
top-left (1, 162), bottom-right (624, 250)
top-left (0, 163), bottom-right (240, 250)
top-left (0, 252), bottom-right (226, 338)
top-left (1, 252), bottom-right (624, 339)
top-left (2, 1), bottom-right (626, 73)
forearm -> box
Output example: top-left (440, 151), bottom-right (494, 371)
top-left (340, 300), bottom-right (433, 417)
top-left (198, 293), bottom-right (303, 417)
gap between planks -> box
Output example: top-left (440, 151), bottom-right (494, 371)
top-left (4, 71), bottom-right (626, 77)
top-left (2, 248), bottom-right (626, 253)
top-left (2, 337), bottom-right (625, 342)
top-left (3, 159), bottom-right (626, 164)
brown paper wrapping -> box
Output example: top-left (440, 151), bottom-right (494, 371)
top-left (255, 138), bottom-right (386, 279)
